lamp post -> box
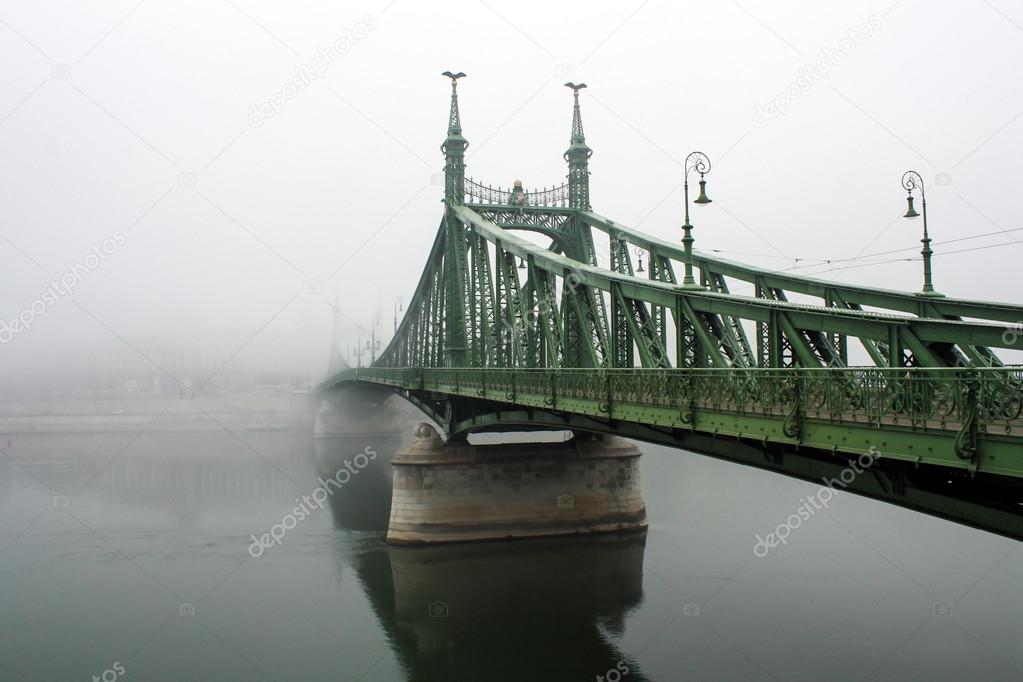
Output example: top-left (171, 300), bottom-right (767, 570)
top-left (682, 151), bottom-right (712, 288)
top-left (901, 171), bottom-right (942, 297)
top-left (393, 297), bottom-right (403, 333)
top-left (366, 338), bottom-right (382, 365)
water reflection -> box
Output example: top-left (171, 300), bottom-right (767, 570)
top-left (313, 432), bottom-right (400, 531)
top-left (314, 384), bottom-right (420, 530)
top-left (5, 390), bottom-right (1017, 680)
top-left (380, 535), bottom-right (649, 681)
top-left (316, 396), bottom-right (652, 681)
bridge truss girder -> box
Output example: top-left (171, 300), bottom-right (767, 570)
top-left (581, 211), bottom-right (1023, 369)
top-left (375, 205), bottom-right (1020, 376)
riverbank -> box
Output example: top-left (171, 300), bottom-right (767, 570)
top-left (0, 392), bottom-right (318, 434)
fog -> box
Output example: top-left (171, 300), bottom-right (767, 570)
top-left (2, 0), bottom-right (1021, 396)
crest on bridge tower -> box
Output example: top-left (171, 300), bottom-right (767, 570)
top-left (509, 179), bottom-right (528, 207)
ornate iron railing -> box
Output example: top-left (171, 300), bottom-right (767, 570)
top-left (340, 366), bottom-right (1023, 437)
top-left (464, 178), bottom-right (571, 207)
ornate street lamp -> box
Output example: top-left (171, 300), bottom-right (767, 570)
top-left (366, 337), bottom-right (382, 365)
top-left (682, 151), bottom-right (712, 288)
top-left (901, 171), bottom-right (942, 297)
top-left (634, 246), bottom-right (645, 273)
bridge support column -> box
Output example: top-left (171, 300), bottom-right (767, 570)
top-left (386, 425), bottom-right (647, 544)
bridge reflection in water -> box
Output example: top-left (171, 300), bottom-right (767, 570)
top-left (315, 396), bottom-right (651, 682)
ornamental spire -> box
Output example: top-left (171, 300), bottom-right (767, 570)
top-left (564, 82), bottom-right (592, 210)
top-left (441, 71), bottom-right (468, 205)
top-left (565, 81), bottom-right (587, 142)
top-left (442, 70), bottom-right (466, 135)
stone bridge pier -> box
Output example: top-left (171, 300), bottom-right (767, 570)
top-left (386, 424), bottom-right (647, 544)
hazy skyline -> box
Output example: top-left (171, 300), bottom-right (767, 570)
top-left (2, 0), bottom-right (1022, 390)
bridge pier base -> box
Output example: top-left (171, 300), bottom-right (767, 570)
top-left (386, 425), bottom-right (647, 545)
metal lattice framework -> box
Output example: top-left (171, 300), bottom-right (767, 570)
top-left (323, 76), bottom-right (1023, 493)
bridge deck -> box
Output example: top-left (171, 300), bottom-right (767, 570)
top-left (326, 367), bottom-right (1023, 480)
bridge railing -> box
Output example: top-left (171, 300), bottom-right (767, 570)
top-left (340, 366), bottom-right (1023, 437)
top-left (463, 178), bottom-right (571, 207)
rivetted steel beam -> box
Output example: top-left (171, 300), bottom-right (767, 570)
top-left (453, 205), bottom-right (1019, 355)
top-left (581, 211), bottom-right (1023, 324)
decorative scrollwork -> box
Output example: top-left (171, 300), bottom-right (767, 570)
top-left (1000, 390), bottom-right (1022, 421)
top-left (345, 367), bottom-right (1022, 463)
top-left (902, 170), bottom-right (925, 202)
top-left (933, 383), bottom-right (957, 417)
top-left (464, 177), bottom-right (571, 207)
top-left (986, 384), bottom-right (1023, 421)
top-left (525, 184), bottom-right (570, 207)
top-left (782, 404), bottom-right (801, 438)
top-left (888, 381), bottom-right (907, 414)
top-left (804, 377), bottom-right (828, 411)
top-left (685, 151), bottom-right (711, 178)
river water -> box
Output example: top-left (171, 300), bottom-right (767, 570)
top-left (0, 392), bottom-right (1020, 681)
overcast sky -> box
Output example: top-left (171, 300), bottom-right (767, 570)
top-left (1, 0), bottom-right (1021, 387)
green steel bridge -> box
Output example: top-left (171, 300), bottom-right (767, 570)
top-left (322, 75), bottom-right (1023, 538)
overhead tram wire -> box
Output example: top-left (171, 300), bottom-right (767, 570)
top-left (720, 232), bottom-right (1022, 295)
top-left (792, 226), bottom-right (1023, 272)
top-left (795, 239), bottom-right (1022, 278)
top-left (701, 226), bottom-right (1023, 274)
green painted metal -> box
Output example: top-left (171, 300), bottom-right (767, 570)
top-left (902, 171), bottom-right (941, 298)
top-left (564, 82), bottom-right (592, 211)
top-left (441, 74), bottom-right (469, 367)
top-left (321, 75), bottom-right (1023, 499)
top-left (580, 211), bottom-right (1023, 324)
top-left (681, 151), bottom-right (711, 289)
top-left (367, 76), bottom-right (1023, 375)
top-left (442, 205), bottom-right (1019, 367)
top-left (325, 366), bottom-right (1023, 478)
